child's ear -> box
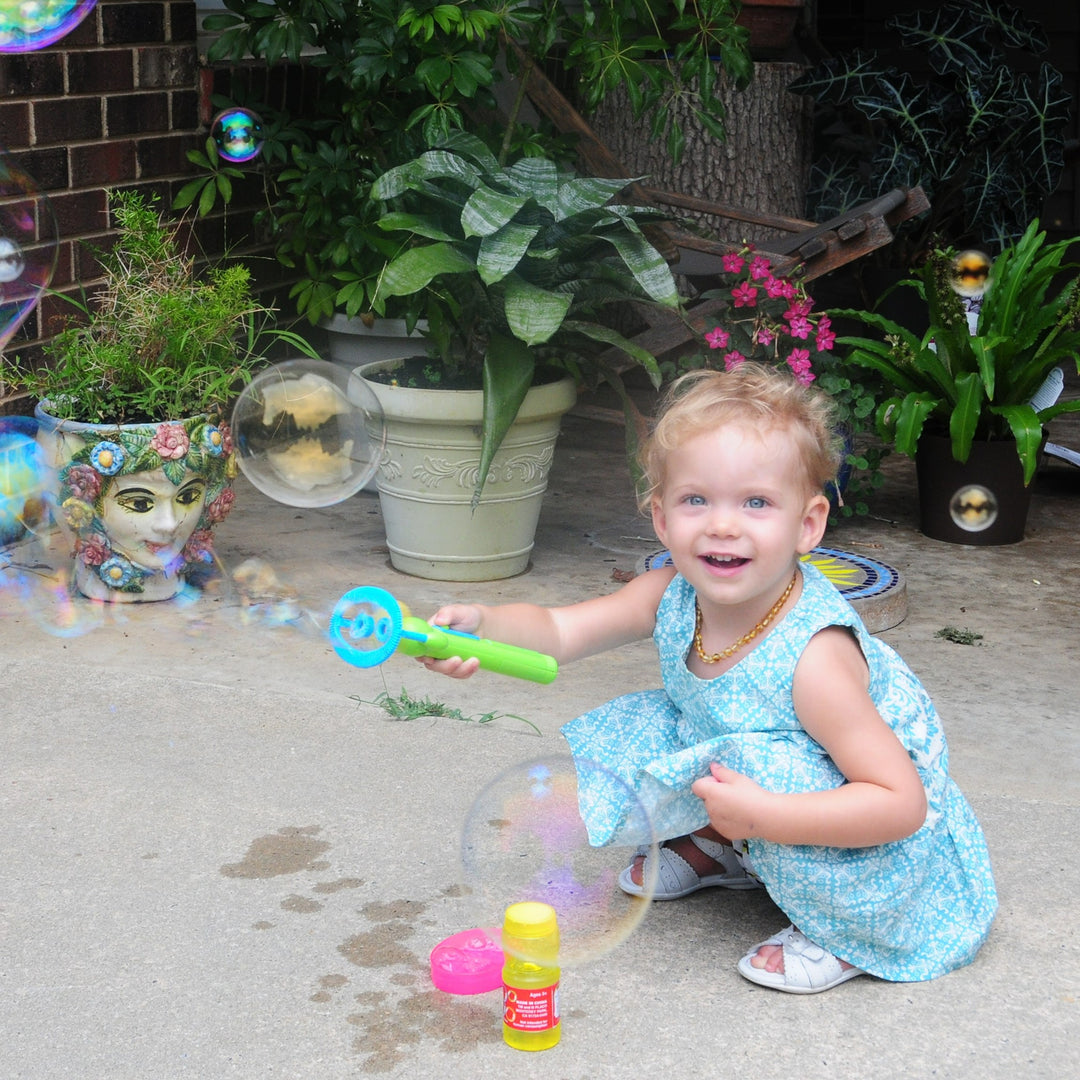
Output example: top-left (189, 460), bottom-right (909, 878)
top-left (798, 494), bottom-right (830, 554)
top-left (651, 496), bottom-right (668, 546)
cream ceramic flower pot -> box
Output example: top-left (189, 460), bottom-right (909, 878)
top-left (34, 405), bottom-right (237, 601)
top-left (358, 360), bottom-right (577, 581)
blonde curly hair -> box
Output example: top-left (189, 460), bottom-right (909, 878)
top-left (637, 364), bottom-right (842, 510)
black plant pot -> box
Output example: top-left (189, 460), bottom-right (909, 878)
top-left (914, 435), bottom-right (1035, 545)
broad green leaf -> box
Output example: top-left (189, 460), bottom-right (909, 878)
top-left (948, 372), bottom-right (983, 462)
top-left (891, 393), bottom-right (938, 458)
top-left (992, 403), bottom-right (1044, 485)
top-left (461, 185), bottom-right (529, 238)
top-left (476, 222), bottom-right (539, 284)
top-left (475, 332), bottom-right (536, 506)
top-left (377, 211), bottom-right (457, 242)
top-left (503, 275), bottom-right (571, 345)
top-left (600, 224), bottom-right (680, 306)
top-left (375, 243), bottom-right (474, 300)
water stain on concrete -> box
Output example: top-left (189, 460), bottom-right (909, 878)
top-left (348, 988), bottom-right (501, 1073)
top-left (221, 825), bottom-right (330, 879)
top-left (281, 894), bottom-right (323, 913)
top-left (313, 877), bottom-right (363, 894)
top-left (338, 921), bottom-right (421, 971)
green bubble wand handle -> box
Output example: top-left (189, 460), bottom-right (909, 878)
top-left (330, 586), bottom-right (558, 684)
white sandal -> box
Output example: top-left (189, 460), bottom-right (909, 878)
top-left (737, 925), bottom-right (865, 994)
top-left (618, 834), bottom-right (761, 899)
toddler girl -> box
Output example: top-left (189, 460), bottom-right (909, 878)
top-left (424, 364), bottom-right (996, 993)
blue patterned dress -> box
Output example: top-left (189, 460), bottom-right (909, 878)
top-left (561, 562), bottom-right (997, 981)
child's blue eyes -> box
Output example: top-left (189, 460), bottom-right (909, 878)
top-left (681, 494), bottom-right (769, 508)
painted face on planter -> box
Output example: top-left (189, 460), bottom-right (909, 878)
top-left (97, 468), bottom-right (207, 574)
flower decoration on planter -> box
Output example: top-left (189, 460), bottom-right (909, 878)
top-left (683, 247), bottom-right (836, 385)
top-left (56, 416), bottom-right (236, 596)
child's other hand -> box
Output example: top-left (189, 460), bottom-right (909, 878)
top-left (691, 762), bottom-right (769, 840)
top-left (416, 604), bottom-right (484, 679)
top-left (418, 654), bottom-right (481, 679)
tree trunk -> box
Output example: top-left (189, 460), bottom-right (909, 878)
top-left (589, 62), bottom-right (813, 246)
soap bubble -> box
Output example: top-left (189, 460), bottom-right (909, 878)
top-left (0, 416), bottom-right (44, 546)
top-left (461, 755), bottom-right (658, 967)
top-left (0, 0), bottom-right (97, 52)
top-left (0, 155), bottom-right (58, 350)
top-left (211, 108), bottom-right (264, 164)
top-left (231, 358), bottom-right (386, 508)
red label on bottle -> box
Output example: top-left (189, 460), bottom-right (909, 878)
top-left (503, 983), bottom-right (559, 1032)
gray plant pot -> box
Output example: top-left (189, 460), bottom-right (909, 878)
top-left (357, 360), bottom-right (577, 581)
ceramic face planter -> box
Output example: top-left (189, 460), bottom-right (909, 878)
top-left (36, 408), bottom-right (236, 601)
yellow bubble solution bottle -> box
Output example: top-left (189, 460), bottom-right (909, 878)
top-left (501, 901), bottom-right (560, 1051)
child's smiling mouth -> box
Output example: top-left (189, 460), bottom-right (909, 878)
top-left (703, 554), bottom-right (749, 569)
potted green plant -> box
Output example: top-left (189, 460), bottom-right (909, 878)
top-left (356, 132), bottom-right (682, 580)
top-left (833, 221), bottom-right (1080, 544)
top-left (788, 0), bottom-right (1070, 267)
top-left (0, 191), bottom-right (314, 600)
top-left (182, 0), bottom-right (752, 330)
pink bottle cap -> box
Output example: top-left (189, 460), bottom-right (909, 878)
top-left (429, 926), bottom-right (503, 995)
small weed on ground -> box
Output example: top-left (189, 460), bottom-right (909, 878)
top-left (935, 626), bottom-right (984, 646)
top-left (353, 688), bottom-right (541, 735)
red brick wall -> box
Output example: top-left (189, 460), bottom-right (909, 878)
top-left (0, 1), bottom-right (274, 369)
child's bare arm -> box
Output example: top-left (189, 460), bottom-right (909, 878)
top-left (692, 626), bottom-right (927, 847)
top-left (422, 567), bottom-right (675, 678)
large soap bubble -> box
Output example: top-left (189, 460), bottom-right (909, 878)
top-left (0, 416), bottom-right (44, 546)
top-left (461, 755), bottom-right (658, 967)
top-left (0, 155), bottom-right (58, 350)
top-left (0, 0), bottom-right (98, 52)
top-left (231, 358), bottom-right (386, 508)
top-left (210, 108), bottom-right (264, 164)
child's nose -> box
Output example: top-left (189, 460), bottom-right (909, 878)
top-left (706, 505), bottom-right (739, 536)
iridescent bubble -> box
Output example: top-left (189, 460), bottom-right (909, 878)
top-left (0, 535), bottom-right (118, 638)
top-left (231, 358), bottom-right (387, 508)
top-left (0, 154), bottom-right (58, 350)
top-left (211, 108), bottom-right (264, 164)
top-left (461, 755), bottom-right (658, 967)
top-left (0, 416), bottom-right (44, 546)
top-left (0, 0), bottom-right (98, 53)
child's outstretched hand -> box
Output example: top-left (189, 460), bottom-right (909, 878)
top-left (417, 603), bottom-right (483, 679)
top-left (691, 762), bottom-right (770, 841)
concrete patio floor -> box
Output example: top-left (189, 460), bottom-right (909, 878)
top-left (2, 388), bottom-right (1078, 1079)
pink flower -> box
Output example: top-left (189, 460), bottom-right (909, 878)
top-left (754, 326), bottom-right (775, 346)
top-left (151, 423), bottom-right (190, 460)
top-left (704, 327), bottom-right (730, 350)
top-left (749, 255), bottom-right (772, 280)
top-left (763, 275), bottom-right (788, 298)
top-left (787, 315), bottom-right (812, 339)
top-left (78, 534), bottom-right (110, 566)
top-left (204, 487), bottom-right (235, 524)
top-left (182, 528), bottom-right (215, 565)
top-left (732, 281), bottom-right (758, 308)
top-left (815, 325), bottom-right (836, 352)
top-left (721, 253), bottom-right (745, 274)
top-left (723, 350), bottom-right (745, 372)
top-left (785, 299), bottom-right (813, 319)
top-left (786, 348), bottom-right (815, 384)
top-left (64, 464), bottom-right (101, 502)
